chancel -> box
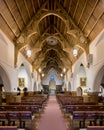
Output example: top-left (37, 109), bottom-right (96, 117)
top-left (0, 0), bottom-right (104, 130)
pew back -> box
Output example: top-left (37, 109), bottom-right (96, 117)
top-left (0, 126), bottom-right (17, 130)
top-left (87, 126), bottom-right (104, 130)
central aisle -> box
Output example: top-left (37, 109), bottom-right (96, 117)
top-left (38, 96), bottom-right (67, 130)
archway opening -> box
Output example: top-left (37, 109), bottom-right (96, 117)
top-left (0, 65), bottom-right (11, 92)
top-left (17, 63), bottom-right (31, 93)
top-left (76, 63), bottom-right (87, 95)
top-left (94, 66), bottom-right (104, 96)
top-left (0, 65), bottom-right (11, 104)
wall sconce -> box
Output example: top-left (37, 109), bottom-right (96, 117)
top-left (26, 49), bottom-right (31, 57)
top-left (60, 73), bottom-right (63, 77)
top-left (73, 49), bottom-right (78, 57)
top-left (63, 68), bottom-right (66, 72)
top-left (42, 73), bottom-right (44, 77)
top-left (38, 68), bottom-right (41, 73)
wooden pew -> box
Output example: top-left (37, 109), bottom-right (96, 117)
top-left (0, 105), bottom-right (40, 115)
top-left (0, 126), bottom-right (17, 130)
top-left (70, 111), bottom-right (85, 129)
top-left (87, 126), bottom-right (104, 130)
top-left (70, 111), bottom-right (104, 129)
top-left (0, 111), bottom-right (33, 129)
top-left (8, 111), bottom-right (33, 128)
top-left (65, 105), bottom-right (104, 114)
top-left (97, 111), bottom-right (104, 126)
top-left (7, 111), bottom-right (20, 127)
top-left (19, 111), bottom-right (33, 129)
top-left (0, 111), bottom-right (8, 126)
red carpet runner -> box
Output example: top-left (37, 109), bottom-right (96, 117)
top-left (38, 96), bottom-right (67, 130)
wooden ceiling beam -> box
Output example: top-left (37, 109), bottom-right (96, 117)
top-left (15, 0), bottom-right (26, 25)
top-left (4, 0), bottom-right (21, 31)
top-left (38, 0), bottom-right (40, 8)
top-left (31, 26), bottom-right (50, 48)
top-left (82, 0), bottom-right (99, 31)
top-left (15, 0), bottom-right (89, 54)
top-left (53, 26), bottom-right (73, 49)
top-left (23, 0), bottom-right (31, 19)
top-left (31, 0), bottom-right (36, 14)
top-left (73, 0), bottom-right (79, 19)
top-left (56, 1), bottom-right (88, 48)
top-left (15, 0), bottom-right (48, 39)
top-left (87, 12), bottom-right (104, 37)
top-left (56, 1), bottom-right (81, 30)
top-left (68, 0), bottom-right (72, 14)
top-left (0, 13), bottom-right (16, 37)
top-left (63, 0), bottom-right (67, 7)
top-left (77, 0), bottom-right (88, 25)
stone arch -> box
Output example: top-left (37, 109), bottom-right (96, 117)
top-left (73, 62), bottom-right (87, 90)
top-left (93, 65), bottom-right (104, 92)
top-left (0, 65), bottom-right (11, 92)
top-left (17, 62), bottom-right (32, 91)
top-left (34, 82), bottom-right (37, 91)
top-left (68, 81), bottom-right (71, 91)
top-left (77, 87), bottom-right (83, 96)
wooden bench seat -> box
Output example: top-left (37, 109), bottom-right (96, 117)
top-left (65, 105), bottom-right (104, 113)
top-left (0, 111), bottom-right (33, 129)
top-left (0, 105), bottom-right (40, 114)
top-left (70, 111), bottom-right (104, 129)
top-left (87, 126), bottom-right (104, 130)
top-left (8, 111), bottom-right (20, 126)
top-left (0, 112), bottom-right (8, 126)
top-left (0, 126), bottom-right (18, 130)
top-left (19, 111), bottom-right (32, 128)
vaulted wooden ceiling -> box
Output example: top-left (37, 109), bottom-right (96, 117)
top-left (0, 0), bottom-right (104, 75)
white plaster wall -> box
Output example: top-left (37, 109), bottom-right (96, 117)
top-left (17, 53), bottom-right (33, 91)
top-left (0, 30), bottom-right (33, 92)
top-left (69, 29), bottom-right (104, 92)
top-left (42, 69), bottom-right (63, 85)
top-left (0, 30), bottom-right (17, 92)
top-left (42, 74), bottom-right (63, 85)
top-left (18, 67), bottom-right (29, 88)
top-left (88, 29), bottom-right (104, 91)
top-left (72, 53), bottom-right (88, 91)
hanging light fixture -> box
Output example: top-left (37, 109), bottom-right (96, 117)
top-left (73, 48), bottom-right (78, 57)
top-left (26, 49), bottom-right (31, 57)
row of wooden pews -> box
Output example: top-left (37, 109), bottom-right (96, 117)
top-left (65, 104), bottom-right (104, 114)
top-left (87, 126), bottom-right (104, 130)
top-left (0, 93), bottom-right (48, 130)
top-left (70, 111), bottom-right (104, 129)
top-left (56, 94), bottom-right (104, 130)
top-left (0, 126), bottom-right (18, 130)
top-left (0, 111), bottom-right (32, 128)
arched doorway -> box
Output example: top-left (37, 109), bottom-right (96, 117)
top-left (68, 81), bottom-right (71, 92)
top-left (76, 63), bottom-right (87, 95)
top-left (42, 68), bottom-right (63, 95)
top-left (77, 87), bottom-right (83, 96)
top-left (18, 63), bottom-right (31, 93)
top-left (0, 65), bottom-right (11, 104)
top-left (94, 65), bottom-right (104, 95)
top-left (49, 78), bottom-right (56, 95)
top-left (0, 65), bottom-right (11, 92)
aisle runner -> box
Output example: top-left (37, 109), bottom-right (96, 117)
top-left (38, 96), bottom-right (67, 130)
